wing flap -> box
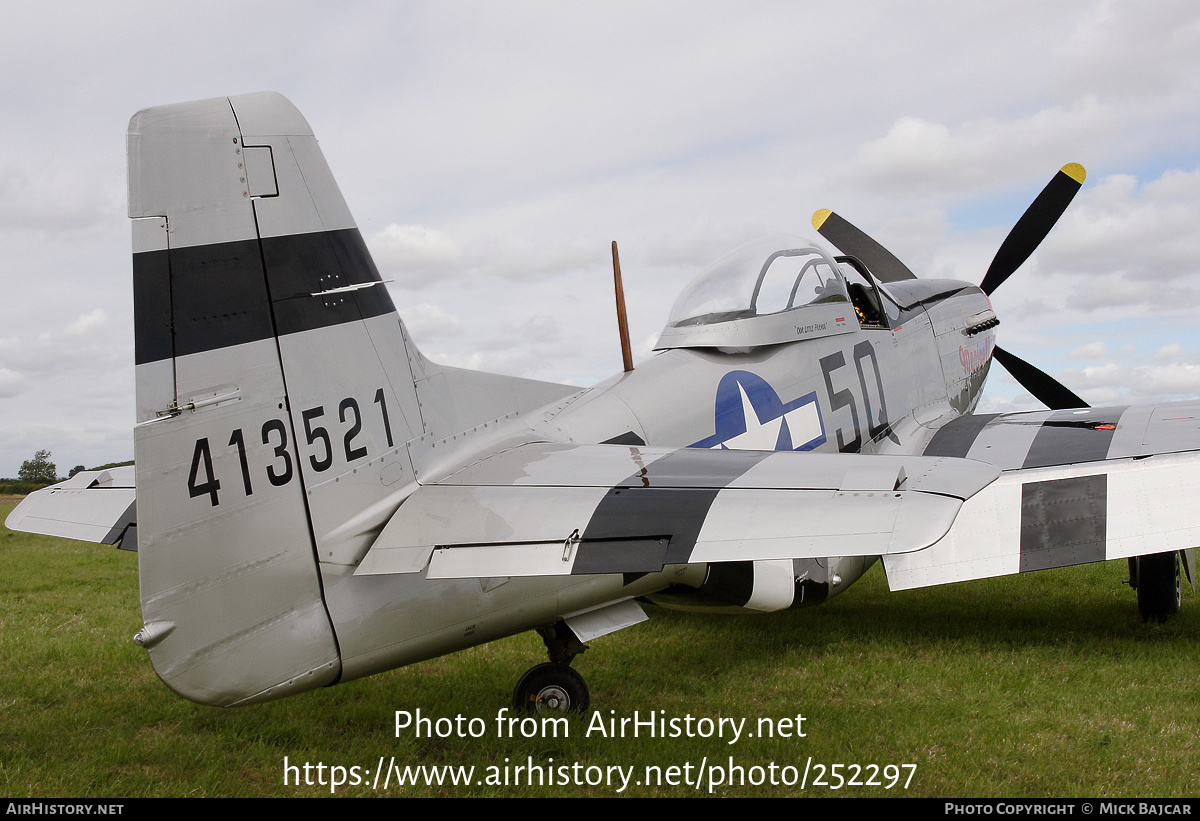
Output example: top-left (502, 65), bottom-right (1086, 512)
top-left (689, 486), bottom-right (964, 562)
top-left (355, 443), bottom-right (1000, 578)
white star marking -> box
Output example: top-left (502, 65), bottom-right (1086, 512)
top-left (712, 381), bottom-right (823, 451)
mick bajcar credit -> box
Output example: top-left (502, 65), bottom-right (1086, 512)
top-left (282, 708), bottom-right (919, 793)
top-left (943, 803), bottom-right (1195, 815)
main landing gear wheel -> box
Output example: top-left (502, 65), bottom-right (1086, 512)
top-left (513, 663), bottom-right (590, 715)
top-left (1135, 552), bottom-right (1181, 623)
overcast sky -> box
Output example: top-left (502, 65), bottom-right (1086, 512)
top-left (2, 1), bottom-right (1200, 477)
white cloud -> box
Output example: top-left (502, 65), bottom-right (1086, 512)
top-left (852, 100), bottom-right (1113, 197)
top-left (1156, 342), bottom-right (1184, 360)
top-left (1069, 341), bottom-right (1109, 359)
top-left (368, 224), bottom-right (463, 288)
top-left (1061, 360), bottom-right (1200, 403)
top-left (65, 308), bottom-right (107, 337)
top-left (1060, 0), bottom-right (1200, 100)
top-left (1042, 169), bottom-right (1200, 282)
top-left (399, 302), bottom-right (463, 339)
top-left (0, 367), bottom-right (22, 398)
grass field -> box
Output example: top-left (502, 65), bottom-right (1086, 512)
top-left (2, 500), bottom-right (1198, 798)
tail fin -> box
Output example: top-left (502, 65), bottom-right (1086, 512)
top-left (129, 93), bottom-right (426, 705)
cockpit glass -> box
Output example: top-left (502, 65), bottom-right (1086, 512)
top-left (668, 236), bottom-right (848, 327)
top-left (837, 258), bottom-right (900, 328)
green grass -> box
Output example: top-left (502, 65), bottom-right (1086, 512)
top-left (2, 500), bottom-right (1198, 797)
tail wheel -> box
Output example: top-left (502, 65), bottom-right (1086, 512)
top-left (1136, 552), bottom-right (1181, 622)
top-left (513, 663), bottom-right (590, 715)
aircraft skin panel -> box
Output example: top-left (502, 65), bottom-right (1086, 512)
top-left (324, 564), bottom-right (690, 684)
top-left (355, 444), bottom-right (1000, 577)
top-left (1136, 404), bottom-right (1200, 455)
top-left (884, 452), bottom-right (1200, 589)
top-left (131, 337), bottom-right (341, 706)
top-left (435, 442), bottom-right (674, 487)
top-left (356, 484), bottom-right (612, 575)
top-left (229, 92), bottom-right (355, 238)
top-left (272, 315), bottom-right (420, 566)
top-left (5, 469), bottom-right (135, 545)
top-left (921, 403), bottom-right (1200, 467)
top-left (127, 96), bottom-right (257, 249)
top-left (125, 94), bottom-right (374, 706)
top-left (416, 365), bottom-right (580, 440)
top-left (925, 288), bottom-right (994, 415)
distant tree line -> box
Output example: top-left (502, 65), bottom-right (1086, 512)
top-left (0, 450), bottom-right (134, 496)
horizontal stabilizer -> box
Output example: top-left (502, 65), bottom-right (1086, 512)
top-left (5, 468), bottom-right (136, 547)
top-left (356, 444), bottom-right (1000, 578)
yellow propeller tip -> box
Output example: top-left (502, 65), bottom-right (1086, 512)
top-left (812, 209), bottom-right (833, 230)
top-left (1061, 163), bottom-right (1086, 184)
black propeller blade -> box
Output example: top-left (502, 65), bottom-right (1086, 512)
top-left (811, 208), bottom-right (917, 283)
top-left (813, 164), bottom-right (1089, 410)
top-left (992, 345), bottom-right (1087, 410)
top-left (979, 163), bottom-right (1086, 296)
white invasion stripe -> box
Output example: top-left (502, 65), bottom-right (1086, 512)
top-left (783, 401), bottom-right (822, 449)
top-left (1106, 454), bottom-right (1200, 557)
top-left (744, 560), bottom-right (796, 612)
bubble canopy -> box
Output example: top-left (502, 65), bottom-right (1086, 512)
top-left (657, 236), bottom-right (854, 350)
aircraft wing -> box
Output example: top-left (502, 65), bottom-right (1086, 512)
top-left (884, 403), bottom-right (1200, 589)
top-left (4, 467), bottom-right (137, 548)
top-left (355, 443), bottom-right (1000, 578)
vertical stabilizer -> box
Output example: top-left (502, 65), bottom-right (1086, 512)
top-left (128, 93), bottom-right (425, 705)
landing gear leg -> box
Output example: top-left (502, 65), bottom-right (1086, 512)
top-left (536, 621), bottom-right (589, 664)
top-left (1131, 552), bottom-right (1181, 622)
top-left (512, 621), bottom-right (591, 714)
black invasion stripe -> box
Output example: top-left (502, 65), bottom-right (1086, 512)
top-left (132, 250), bottom-right (174, 365)
top-left (1022, 407), bottom-right (1127, 469)
top-left (922, 413), bottom-right (999, 458)
top-left (572, 448), bottom-right (772, 574)
top-left (116, 523), bottom-right (138, 552)
top-left (101, 500), bottom-right (137, 547)
top-left (133, 228), bottom-right (396, 365)
top-left (1019, 474), bottom-right (1107, 572)
top-left (262, 228), bottom-right (397, 337)
top-left (601, 431), bottom-right (647, 446)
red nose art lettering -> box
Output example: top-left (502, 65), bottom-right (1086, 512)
top-left (959, 344), bottom-right (990, 374)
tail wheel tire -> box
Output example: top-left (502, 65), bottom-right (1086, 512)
top-left (513, 663), bottom-right (590, 715)
top-left (1137, 552), bottom-right (1181, 622)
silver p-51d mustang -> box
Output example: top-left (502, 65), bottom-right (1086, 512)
top-left (10, 93), bottom-right (1198, 713)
